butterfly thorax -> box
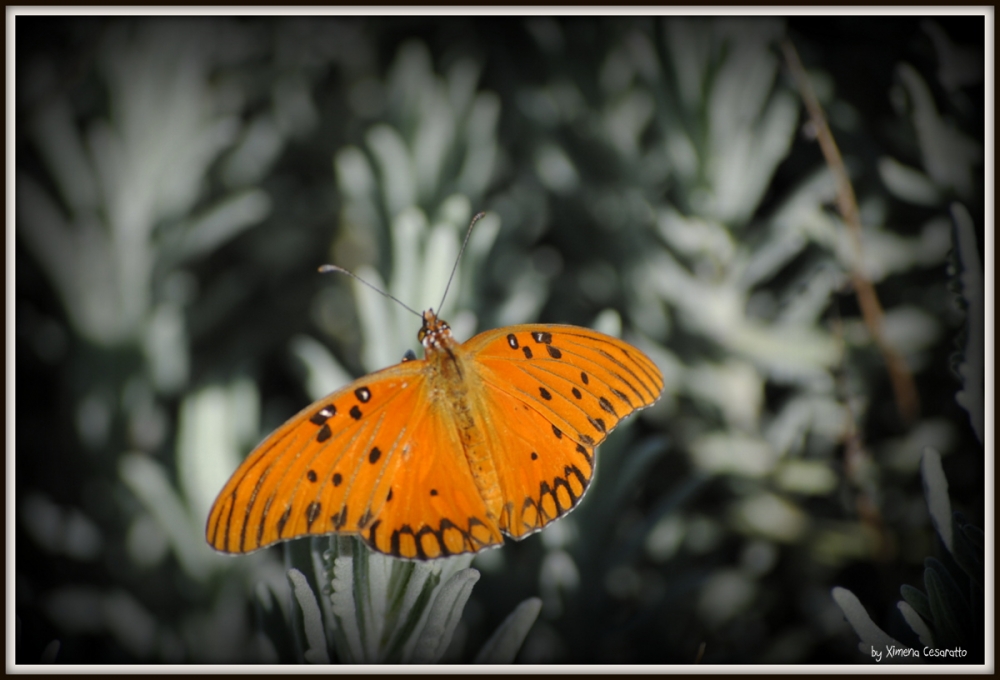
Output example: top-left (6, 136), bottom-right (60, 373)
top-left (418, 309), bottom-right (504, 522)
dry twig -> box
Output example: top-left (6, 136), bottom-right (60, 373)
top-left (782, 40), bottom-right (920, 424)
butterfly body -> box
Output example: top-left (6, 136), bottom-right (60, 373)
top-left (207, 310), bottom-right (663, 560)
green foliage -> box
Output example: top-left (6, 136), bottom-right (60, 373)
top-left (15, 16), bottom-right (984, 665)
top-left (835, 449), bottom-right (984, 664)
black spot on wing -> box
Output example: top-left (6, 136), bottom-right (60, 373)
top-left (546, 345), bottom-right (562, 359)
top-left (532, 331), bottom-right (553, 344)
top-left (332, 472), bottom-right (343, 486)
top-left (522, 346), bottom-right (533, 359)
top-left (307, 469), bottom-right (317, 482)
top-left (276, 506), bottom-right (292, 537)
top-left (306, 502), bottom-right (322, 529)
top-left (350, 405), bottom-right (362, 420)
top-left (368, 519), bottom-right (382, 545)
top-left (571, 387), bottom-right (582, 399)
top-left (309, 404), bottom-right (336, 425)
top-left (317, 423), bottom-right (332, 442)
top-left (611, 387), bottom-right (632, 408)
top-left (507, 333), bottom-right (519, 349)
top-left (599, 396), bottom-right (618, 417)
top-left (369, 446), bottom-right (381, 464)
top-left (332, 506), bottom-right (348, 529)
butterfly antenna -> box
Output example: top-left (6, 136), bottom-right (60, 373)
top-left (438, 211), bottom-right (487, 313)
top-left (318, 264), bottom-right (422, 318)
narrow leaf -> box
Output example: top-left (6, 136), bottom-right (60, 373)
top-left (831, 587), bottom-right (916, 662)
top-left (288, 568), bottom-right (331, 664)
top-left (409, 568), bottom-right (480, 663)
top-left (474, 597), bottom-right (542, 664)
top-left (897, 601), bottom-right (934, 647)
top-left (924, 559), bottom-right (972, 648)
top-left (899, 584), bottom-right (932, 623)
top-left (951, 520), bottom-right (984, 588)
top-left (920, 448), bottom-right (953, 552)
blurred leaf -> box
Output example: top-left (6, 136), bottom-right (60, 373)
top-left (950, 520), bottom-right (983, 589)
top-left (924, 557), bottom-right (972, 648)
top-left (474, 597), bottom-right (542, 663)
top-left (897, 600), bottom-right (935, 647)
top-left (900, 584), bottom-right (933, 624)
top-left (832, 587), bottom-right (916, 662)
top-left (920, 447), bottom-right (953, 552)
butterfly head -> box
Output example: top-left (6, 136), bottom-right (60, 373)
top-left (418, 309), bottom-right (453, 350)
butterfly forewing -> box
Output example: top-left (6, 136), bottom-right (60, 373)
top-left (464, 324), bottom-right (664, 537)
top-left (468, 324), bottom-right (663, 444)
top-left (207, 356), bottom-right (506, 559)
top-left (207, 362), bottom-right (424, 554)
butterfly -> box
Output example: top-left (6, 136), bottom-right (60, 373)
top-left (206, 219), bottom-right (663, 560)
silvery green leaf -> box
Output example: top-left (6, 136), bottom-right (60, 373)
top-left (420, 221), bottom-right (460, 319)
top-left (924, 558), bottom-right (972, 648)
top-left (141, 301), bottom-right (188, 394)
top-left (366, 124), bottom-right (415, 218)
top-left (878, 156), bottom-right (942, 206)
top-left (457, 93), bottom-right (500, 199)
top-left (951, 203), bottom-right (984, 444)
top-left (353, 265), bottom-right (396, 372)
top-left (474, 597), bottom-right (542, 664)
top-left (31, 96), bottom-right (99, 211)
top-left (288, 568), bottom-right (331, 663)
top-left (897, 600), bottom-right (935, 647)
top-left (920, 448), bottom-right (953, 553)
top-left (952, 521), bottom-right (984, 588)
top-left (330, 553), bottom-right (365, 662)
top-left (175, 383), bottom-right (256, 537)
top-left (831, 587), bottom-right (916, 662)
top-left (389, 207), bottom-right (428, 319)
top-left (406, 567), bottom-right (480, 663)
top-left (900, 584), bottom-right (932, 623)
top-left (290, 335), bottom-right (353, 401)
top-left (174, 189), bottom-right (271, 263)
top-left (119, 453), bottom-right (215, 582)
top-left (897, 63), bottom-right (982, 197)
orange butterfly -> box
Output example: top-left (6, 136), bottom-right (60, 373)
top-left (207, 222), bottom-right (663, 560)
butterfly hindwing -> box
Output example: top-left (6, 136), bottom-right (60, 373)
top-left (358, 395), bottom-right (505, 559)
top-left (474, 385), bottom-right (597, 538)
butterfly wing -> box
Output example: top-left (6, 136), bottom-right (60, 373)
top-left (462, 324), bottom-right (664, 539)
top-left (359, 393), bottom-right (504, 559)
top-left (206, 359), bottom-right (504, 558)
